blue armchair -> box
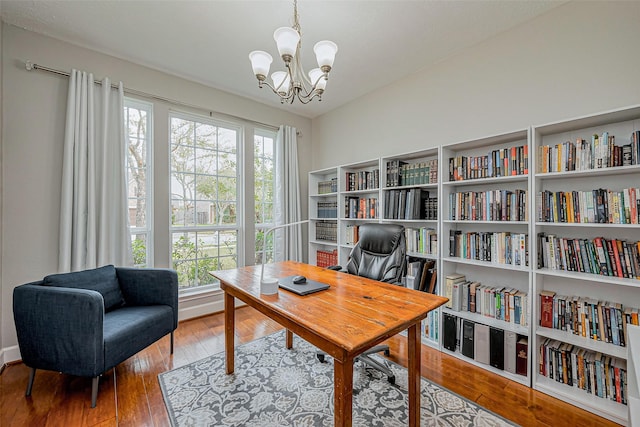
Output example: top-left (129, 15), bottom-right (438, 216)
top-left (13, 265), bottom-right (178, 407)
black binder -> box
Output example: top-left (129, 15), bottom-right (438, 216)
top-left (443, 313), bottom-right (457, 351)
top-left (489, 327), bottom-right (505, 370)
top-left (461, 319), bottom-right (475, 359)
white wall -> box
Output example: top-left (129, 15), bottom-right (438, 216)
top-left (311, 1), bottom-right (640, 169)
top-left (0, 11), bottom-right (4, 367)
top-left (0, 25), bottom-right (312, 363)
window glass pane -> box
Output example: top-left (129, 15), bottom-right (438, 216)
top-left (125, 99), bottom-right (152, 268)
top-left (170, 114), bottom-right (240, 289)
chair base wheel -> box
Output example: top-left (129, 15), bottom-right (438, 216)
top-left (317, 354), bottom-right (326, 363)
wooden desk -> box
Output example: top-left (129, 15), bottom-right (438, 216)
top-left (211, 261), bottom-right (447, 427)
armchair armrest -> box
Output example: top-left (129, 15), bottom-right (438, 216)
top-left (13, 284), bottom-right (105, 377)
top-left (116, 267), bottom-right (179, 327)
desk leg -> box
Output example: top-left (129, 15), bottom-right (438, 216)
top-left (333, 355), bottom-right (354, 427)
top-left (224, 291), bottom-right (235, 374)
top-left (407, 322), bottom-right (421, 427)
top-left (286, 329), bottom-right (293, 349)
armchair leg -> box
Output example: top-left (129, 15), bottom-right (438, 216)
top-left (91, 376), bottom-right (99, 408)
top-left (170, 331), bottom-right (174, 354)
top-left (25, 367), bottom-right (36, 396)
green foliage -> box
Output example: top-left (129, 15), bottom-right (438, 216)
top-left (132, 238), bottom-right (147, 266)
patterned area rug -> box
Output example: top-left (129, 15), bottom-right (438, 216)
top-left (159, 330), bottom-right (518, 426)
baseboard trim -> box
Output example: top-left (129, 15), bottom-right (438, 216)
top-left (0, 344), bottom-right (22, 365)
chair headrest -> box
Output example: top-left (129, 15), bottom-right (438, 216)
top-left (357, 223), bottom-right (405, 255)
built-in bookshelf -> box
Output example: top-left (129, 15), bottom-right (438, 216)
top-left (532, 104), bottom-right (640, 425)
top-left (307, 104), bottom-right (640, 425)
top-left (439, 129), bottom-right (532, 387)
top-left (381, 148), bottom-right (440, 346)
top-left (308, 167), bottom-right (339, 268)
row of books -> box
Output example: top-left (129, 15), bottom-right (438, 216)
top-left (316, 201), bottom-right (338, 218)
top-left (316, 249), bottom-right (338, 268)
top-left (317, 178), bottom-right (337, 194)
top-left (443, 314), bottom-right (528, 376)
top-left (536, 188), bottom-right (640, 224)
top-left (448, 144), bottom-right (529, 181)
top-left (539, 291), bottom-right (640, 347)
top-left (386, 159), bottom-right (438, 187)
top-left (449, 230), bottom-right (529, 267)
top-left (314, 221), bottom-right (337, 243)
top-left (536, 234), bottom-right (640, 280)
top-left (344, 197), bottom-right (378, 219)
top-left (344, 224), bottom-right (359, 245)
top-left (538, 339), bottom-right (628, 405)
top-left (383, 189), bottom-right (437, 220)
top-left (445, 273), bottom-right (528, 326)
top-left (537, 130), bottom-right (640, 173)
top-left (345, 169), bottom-right (379, 192)
top-left (405, 227), bottom-right (438, 256)
top-left (423, 311), bottom-right (439, 342)
top-left (448, 189), bottom-right (528, 222)
top-left (405, 258), bottom-right (437, 293)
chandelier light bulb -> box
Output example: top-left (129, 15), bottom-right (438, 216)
top-left (249, 51), bottom-right (273, 81)
top-left (308, 68), bottom-right (327, 91)
top-left (313, 41), bottom-right (338, 71)
top-left (271, 71), bottom-right (291, 94)
top-left (273, 27), bottom-right (300, 63)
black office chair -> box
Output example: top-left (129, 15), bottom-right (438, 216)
top-left (318, 222), bottom-right (406, 384)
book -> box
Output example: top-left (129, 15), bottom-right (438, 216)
top-left (444, 273), bottom-right (465, 309)
top-left (489, 327), bottom-right (505, 370)
top-left (461, 319), bottom-right (475, 359)
top-left (474, 323), bottom-right (490, 365)
top-left (443, 313), bottom-right (457, 352)
top-left (539, 290), bottom-right (556, 328)
top-left (504, 330), bottom-right (517, 374)
top-left (516, 337), bottom-right (528, 376)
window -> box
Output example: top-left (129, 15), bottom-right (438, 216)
top-left (254, 130), bottom-right (277, 264)
top-left (170, 113), bottom-right (241, 290)
top-left (124, 99), bottom-right (153, 267)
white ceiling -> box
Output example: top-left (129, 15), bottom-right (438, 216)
top-left (1, 0), bottom-right (567, 119)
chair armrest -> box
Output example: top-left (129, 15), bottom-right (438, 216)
top-left (116, 267), bottom-right (179, 327)
top-left (13, 284), bottom-right (104, 377)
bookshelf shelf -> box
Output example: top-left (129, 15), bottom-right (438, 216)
top-left (536, 376), bottom-right (627, 425)
top-left (532, 104), bottom-right (640, 424)
top-left (444, 307), bottom-right (529, 335)
top-left (441, 256), bottom-right (530, 272)
top-left (536, 327), bottom-right (627, 359)
top-left (441, 347), bottom-right (530, 386)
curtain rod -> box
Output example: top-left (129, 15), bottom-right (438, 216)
top-left (25, 61), bottom-right (280, 132)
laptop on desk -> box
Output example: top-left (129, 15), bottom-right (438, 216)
top-left (278, 275), bottom-right (330, 296)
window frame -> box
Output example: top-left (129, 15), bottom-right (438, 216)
top-left (124, 97), bottom-right (154, 268)
top-left (254, 128), bottom-right (278, 265)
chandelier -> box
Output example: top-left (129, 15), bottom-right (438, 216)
top-left (249, 0), bottom-right (338, 104)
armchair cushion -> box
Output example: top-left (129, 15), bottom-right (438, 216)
top-left (43, 265), bottom-right (125, 312)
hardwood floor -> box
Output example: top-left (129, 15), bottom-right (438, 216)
top-left (0, 306), bottom-right (623, 426)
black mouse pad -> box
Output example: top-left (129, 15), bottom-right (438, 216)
top-left (278, 275), bottom-right (330, 295)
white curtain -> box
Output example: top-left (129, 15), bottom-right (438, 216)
top-left (274, 125), bottom-right (303, 261)
top-left (58, 69), bottom-right (132, 272)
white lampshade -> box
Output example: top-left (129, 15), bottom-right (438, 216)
top-left (313, 40), bottom-right (338, 69)
top-left (308, 68), bottom-right (327, 90)
top-left (273, 27), bottom-right (300, 60)
top-left (249, 51), bottom-right (273, 78)
top-left (271, 71), bottom-right (290, 93)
